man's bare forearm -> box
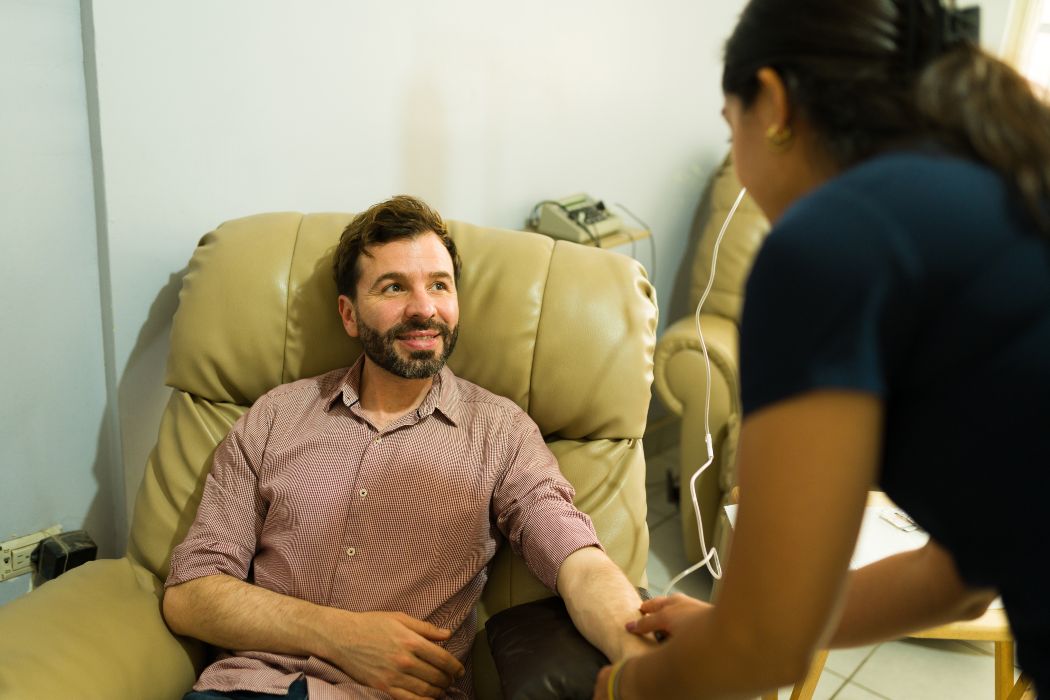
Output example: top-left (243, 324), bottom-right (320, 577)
top-left (830, 542), bottom-right (997, 648)
top-left (557, 546), bottom-right (656, 661)
top-left (163, 574), bottom-right (339, 660)
top-left (165, 574), bottom-right (464, 696)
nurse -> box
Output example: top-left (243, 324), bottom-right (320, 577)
top-left (596, 1), bottom-right (1050, 697)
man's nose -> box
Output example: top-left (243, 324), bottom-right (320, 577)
top-left (405, 287), bottom-right (436, 319)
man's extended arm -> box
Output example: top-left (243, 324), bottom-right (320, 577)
top-left (491, 411), bottom-right (656, 662)
top-left (163, 574), bottom-right (464, 700)
top-left (557, 546), bottom-right (657, 661)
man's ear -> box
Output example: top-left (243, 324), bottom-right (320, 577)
top-left (755, 66), bottom-right (792, 132)
top-left (337, 295), bottom-right (360, 338)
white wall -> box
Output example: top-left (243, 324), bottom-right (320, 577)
top-left (983, 0), bottom-right (1014, 51)
top-left (982, 0), bottom-right (1016, 51)
top-left (0, 0), bottom-right (116, 605)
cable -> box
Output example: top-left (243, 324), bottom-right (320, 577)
top-left (662, 186), bottom-right (748, 596)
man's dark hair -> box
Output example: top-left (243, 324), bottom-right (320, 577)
top-left (333, 195), bottom-right (462, 298)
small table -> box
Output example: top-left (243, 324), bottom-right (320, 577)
top-left (773, 605), bottom-right (1028, 700)
top-left (911, 608), bottom-right (1019, 700)
top-left (524, 223), bottom-right (651, 249)
top-left (742, 492), bottom-right (1030, 700)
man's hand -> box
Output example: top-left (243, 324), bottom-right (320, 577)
top-left (626, 593), bottom-right (711, 641)
top-left (325, 611), bottom-right (465, 700)
top-left (164, 576), bottom-right (464, 700)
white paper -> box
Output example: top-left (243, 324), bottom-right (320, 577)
top-left (722, 504), bottom-right (927, 568)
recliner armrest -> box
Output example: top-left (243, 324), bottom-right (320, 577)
top-left (485, 589), bottom-right (650, 700)
top-left (0, 557), bottom-right (202, 699)
top-left (653, 314), bottom-right (740, 417)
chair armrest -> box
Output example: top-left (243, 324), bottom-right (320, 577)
top-left (653, 314), bottom-right (739, 418)
top-left (485, 589), bottom-right (650, 700)
top-left (654, 314), bottom-right (741, 564)
top-left (0, 557), bottom-right (203, 699)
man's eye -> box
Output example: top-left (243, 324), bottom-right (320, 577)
top-left (383, 283), bottom-right (402, 293)
top-left (433, 281), bottom-right (448, 291)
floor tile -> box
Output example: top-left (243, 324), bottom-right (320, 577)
top-left (825, 645), bottom-right (879, 677)
top-left (830, 681), bottom-right (892, 699)
top-left (960, 640), bottom-right (995, 656)
top-left (851, 639), bottom-right (995, 700)
top-left (776, 668), bottom-right (848, 700)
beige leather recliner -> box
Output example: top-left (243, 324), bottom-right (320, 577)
top-left (653, 156), bottom-right (769, 566)
top-left (0, 213), bottom-right (657, 699)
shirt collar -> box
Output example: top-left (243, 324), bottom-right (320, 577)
top-left (323, 357), bottom-right (462, 427)
top-left (425, 365), bottom-right (463, 426)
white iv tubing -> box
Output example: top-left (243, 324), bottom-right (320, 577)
top-left (662, 186), bottom-right (748, 596)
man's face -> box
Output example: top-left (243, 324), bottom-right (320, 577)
top-left (338, 232), bottom-right (459, 380)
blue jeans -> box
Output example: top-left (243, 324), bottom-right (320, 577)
top-left (183, 678), bottom-right (308, 700)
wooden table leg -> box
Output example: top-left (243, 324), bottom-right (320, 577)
top-left (789, 649), bottom-right (829, 700)
top-left (1006, 673), bottom-right (1036, 700)
top-left (995, 640), bottom-right (1017, 700)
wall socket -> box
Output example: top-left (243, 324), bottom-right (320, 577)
top-left (0, 525), bottom-right (62, 582)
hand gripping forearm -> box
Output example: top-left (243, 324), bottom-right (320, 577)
top-left (557, 546), bottom-right (657, 662)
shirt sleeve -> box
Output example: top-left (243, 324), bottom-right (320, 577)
top-left (491, 410), bottom-right (602, 592)
top-left (165, 397), bottom-right (273, 588)
top-left (740, 186), bottom-right (921, 416)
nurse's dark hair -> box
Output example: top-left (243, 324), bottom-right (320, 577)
top-left (723, 0), bottom-right (1050, 233)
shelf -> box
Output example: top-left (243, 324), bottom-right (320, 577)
top-left (524, 225), bottom-right (651, 249)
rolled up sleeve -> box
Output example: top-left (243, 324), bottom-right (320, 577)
top-left (492, 413), bottom-right (602, 592)
top-left (165, 400), bottom-right (272, 588)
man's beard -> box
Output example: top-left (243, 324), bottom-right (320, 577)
top-left (357, 316), bottom-right (458, 380)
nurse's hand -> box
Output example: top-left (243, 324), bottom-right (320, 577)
top-left (626, 593), bottom-right (711, 640)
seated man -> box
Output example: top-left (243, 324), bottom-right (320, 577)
top-left (162, 195), bottom-right (653, 700)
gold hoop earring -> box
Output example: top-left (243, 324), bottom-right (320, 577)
top-left (765, 124), bottom-right (794, 151)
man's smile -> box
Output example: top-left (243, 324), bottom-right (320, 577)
top-left (397, 330), bottom-right (441, 352)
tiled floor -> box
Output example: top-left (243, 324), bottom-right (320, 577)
top-left (643, 445), bottom-right (1013, 700)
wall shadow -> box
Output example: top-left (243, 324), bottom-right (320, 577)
top-left (85, 269), bottom-right (186, 557)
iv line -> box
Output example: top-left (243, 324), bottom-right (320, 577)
top-left (662, 186), bottom-right (748, 596)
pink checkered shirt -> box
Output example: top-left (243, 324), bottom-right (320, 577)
top-left (166, 358), bottom-right (601, 699)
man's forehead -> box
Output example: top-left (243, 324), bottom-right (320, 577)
top-left (359, 232), bottom-right (454, 276)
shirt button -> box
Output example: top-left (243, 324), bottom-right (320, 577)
top-left (375, 436), bottom-right (382, 444)
top-left (359, 488), bottom-right (368, 498)
top-left (346, 546), bottom-right (356, 557)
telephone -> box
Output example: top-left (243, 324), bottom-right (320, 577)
top-left (529, 193), bottom-right (623, 244)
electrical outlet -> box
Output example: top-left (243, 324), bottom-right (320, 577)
top-left (0, 525), bottom-right (62, 582)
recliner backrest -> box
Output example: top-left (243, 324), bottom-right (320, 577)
top-left (126, 213), bottom-right (657, 613)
